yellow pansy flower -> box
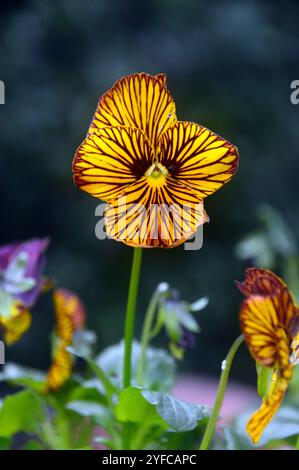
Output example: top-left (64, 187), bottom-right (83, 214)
top-left (237, 268), bottom-right (299, 444)
top-left (73, 73), bottom-right (238, 248)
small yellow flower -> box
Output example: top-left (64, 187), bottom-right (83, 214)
top-left (45, 288), bottom-right (86, 392)
top-left (73, 73), bottom-right (238, 248)
top-left (237, 268), bottom-right (299, 444)
top-left (0, 301), bottom-right (31, 346)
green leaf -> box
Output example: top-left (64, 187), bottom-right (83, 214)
top-left (0, 390), bottom-right (44, 437)
top-left (0, 363), bottom-right (46, 392)
top-left (66, 400), bottom-right (114, 432)
top-left (115, 387), bottom-right (167, 428)
top-left (96, 340), bottom-right (176, 392)
top-left (142, 391), bottom-right (210, 432)
top-left (256, 363), bottom-right (272, 398)
top-left (22, 440), bottom-right (43, 450)
top-left (68, 382), bottom-right (106, 404)
top-left (0, 436), bottom-right (11, 450)
top-left (67, 400), bottom-right (105, 416)
top-left (222, 427), bottom-right (253, 450)
top-left (68, 346), bottom-right (117, 398)
top-left (71, 330), bottom-right (97, 359)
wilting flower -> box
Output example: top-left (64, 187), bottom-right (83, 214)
top-left (237, 268), bottom-right (299, 444)
top-left (73, 73), bottom-right (238, 248)
top-left (0, 238), bottom-right (49, 345)
top-left (45, 288), bottom-right (86, 392)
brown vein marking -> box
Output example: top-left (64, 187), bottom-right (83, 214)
top-left (158, 121), bottom-right (238, 199)
top-left (89, 73), bottom-right (176, 147)
top-left (73, 126), bottom-right (155, 201)
top-left (104, 177), bottom-right (205, 248)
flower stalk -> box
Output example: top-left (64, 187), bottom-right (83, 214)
top-left (137, 287), bottom-right (162, 385)
top-left (123, 247), bottom-right (143, 388)
top-left (199, 334), bottom-right (244, 450)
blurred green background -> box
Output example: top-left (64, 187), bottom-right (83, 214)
top-left (0, 0), bottom-right (298, 384)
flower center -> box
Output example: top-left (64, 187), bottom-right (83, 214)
top-left (145, 162), bottom-right (168, 188)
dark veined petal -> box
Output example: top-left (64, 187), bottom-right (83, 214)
top-left (0, 302), bottom-right (31, 346)
top-left (73, 126), bottom-right (155, 202)
top-left (45, 289), bottom-right (85, 392)
top-left (237, 268), bottom-right (297, 332)
top-left (104, 176), bottom-right (209, 248)
top-left (88, 73), bottom-right (176, 147)
top-left (246, 369), bottom-right (291, 444)
top-left (53, 288), bottom-right (86, 343)
top-left (45, 345), bottom-right (73, 392)
top-left (239, 295), bottom-right (292, 368)
top-left (158, 121), bottom-right (238, 199)
top-left (238, 269), bottom-right (298, 443)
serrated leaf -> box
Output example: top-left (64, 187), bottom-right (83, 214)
top-left (142, 391), bottom-right (210, 432)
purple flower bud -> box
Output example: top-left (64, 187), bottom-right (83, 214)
top-left (0, 238), bottom-right (49, 308)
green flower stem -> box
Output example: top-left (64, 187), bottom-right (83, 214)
top-left (199, 334), bottom-right (244, 450)
top-left (87, 359), bottom-right (118, 406)
top-left (295, 435), bottom-right (299, 449)
top-left (137, 287), bottom-right (161, 385)
top-left (123, 247), bottom-right (143, 389)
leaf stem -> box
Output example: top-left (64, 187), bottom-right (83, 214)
top-left (199, 334), bottom-right (244, 450)
top-left (123, 247), bottom-right (143, 389)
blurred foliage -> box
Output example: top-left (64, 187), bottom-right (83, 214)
top-left (0, 0), bottom-right (299, 383)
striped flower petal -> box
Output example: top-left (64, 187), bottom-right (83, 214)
top-left (53, 288), bottom-right (86, 343)
top-left (72, 73), bottom-right (239, 248)
top-left (104, 177), bottom-right (208, 248)
top-left (240, 296), bottom-right (292, 368)
top-left (73, 126), bottom-right (154, 202)
top-left (158, 121), bottom-right (238, 199)
top-left (45, 289), bottom-right (86, 392)
top-left (237, 268), bottom-right (299, 444)
top-left (46, 345), bottom-right (73, 392)
top-left (89, 73), bottom-right (176, 147)
top-left (237, 268), bottom-right (295, 330)
top-left (247, 369), bottom-right (290, 445)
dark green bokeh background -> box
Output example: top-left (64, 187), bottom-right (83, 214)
top-left (0, 0), bottom-right (298, 384)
